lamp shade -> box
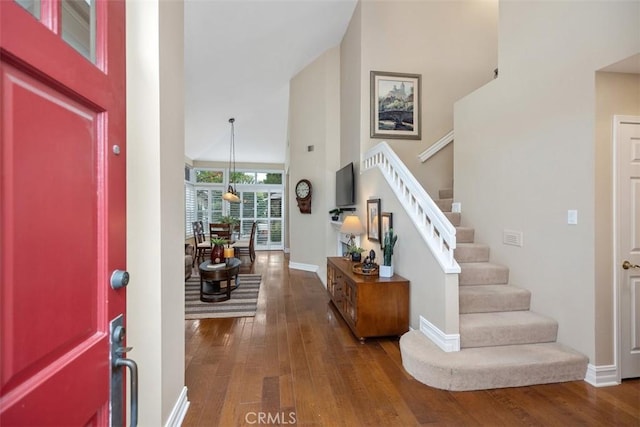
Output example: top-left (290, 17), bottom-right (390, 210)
top-left (340, 215), bottom-right (364, 235)
top-left (222, 185), bottom-right (240, 203)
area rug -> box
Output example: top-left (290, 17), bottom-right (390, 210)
top-left (185, 274), bottom-right (262, 319)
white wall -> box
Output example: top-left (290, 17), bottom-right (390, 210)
top-left (288, 47), bottom-right (341, 277)
top-left (127, 0), bottom-right (186, 425)
top-left (358, 0), bottom-right (498, 196)
top-left (454, 1), bottom-right (640, 362)
top-left (340, 1), bottom-right (362, 168)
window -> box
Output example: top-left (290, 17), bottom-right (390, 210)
top-left (196, 170), bottom-right (224, 183)
top-left (62, 0), bottom-right (96, 62)
top-left (185, 167), bottom-right (285, 249)
top-left (196, 188), bottom-right (224, 226)
top-left (185, 183), bottom-right (196, 238)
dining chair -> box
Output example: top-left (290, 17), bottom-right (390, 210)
top-left (209, 223), bottom-right (232, 243)
top-left (192, 221), bottom-right (211, 265)
top-left (232, 221), bottom-right (257, 263)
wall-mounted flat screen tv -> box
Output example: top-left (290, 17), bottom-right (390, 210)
top-left (335, 162), bottom-right (355, 207)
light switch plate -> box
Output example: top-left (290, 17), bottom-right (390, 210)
top-left (567, 210), bottom-right (578, 225)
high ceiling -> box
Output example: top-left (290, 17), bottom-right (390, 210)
top-left (184, 0), bottom-right (357, 164)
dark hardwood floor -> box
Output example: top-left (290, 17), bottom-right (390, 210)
top-left (184, 251), bottom-right (640, 426)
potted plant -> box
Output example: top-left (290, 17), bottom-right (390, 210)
top-left (348, 245), bottom-right (366, 262)
top-left (329, 208), bottom-right (342, 221)
top-left (380, 229), bottom-right (397, 277)
top-left (220, 215), bottom-right (240, 236)
top-left (210, 237), bottom-right (227, 264)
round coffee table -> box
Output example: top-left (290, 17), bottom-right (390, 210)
top-left (198, 258), bottom-right (241, 302)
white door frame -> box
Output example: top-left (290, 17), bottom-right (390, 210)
top-left (613, 114), bottom-right (640, 383)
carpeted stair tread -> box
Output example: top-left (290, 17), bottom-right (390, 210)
top-left (400, 330), bottom-right (588, 391)
top-left (402, 188), bottom-right (587, 391)
top-left (459, 284), bottom-right (531, 314)
top-left (459, 262), bottom-right (509, 285)
top-left (439, 188), bottom-right (453, 199)
top-left (436, 198), bottom-right (453, 212)
top-left (460, 311), bottom-right (558, 348)
top-left (456, 227), bottom-right (475, 243)
top-left (445, 211), bottom-right (461, 226)
top-left (454, 243), bottom-right (490, 262)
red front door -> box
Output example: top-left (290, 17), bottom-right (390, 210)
top-left (0, 1), bottom-right (127, 425)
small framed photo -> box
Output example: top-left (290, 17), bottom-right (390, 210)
top-left (370, 71), bottom-right (421, 140)
top-left (367, 198), bottom-right (381, 242)
top-left (381, 212), bottom-right (393, 249)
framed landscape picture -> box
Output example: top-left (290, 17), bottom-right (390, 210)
top-left (370, 71), bottom-right (421, 140)
top-left (367, 198), bottom-right (381, 242)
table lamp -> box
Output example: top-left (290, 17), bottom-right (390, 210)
top-left (340, 215), bottom-right (365, 250)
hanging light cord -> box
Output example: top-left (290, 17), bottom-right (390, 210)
top-left (228, 117), bottom-right (236, 194)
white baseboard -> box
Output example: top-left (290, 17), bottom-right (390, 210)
top-left (288, 261), bottom-right (318, 272)
top-left (165, 386), bottom-right (190, 427)
top-left (419, 316), bottom-right (460, 352)
top-left (584, 364), bottom-right (619, 387)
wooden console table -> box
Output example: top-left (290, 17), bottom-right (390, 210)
top-left (326, 257), bottom-right (409, 342)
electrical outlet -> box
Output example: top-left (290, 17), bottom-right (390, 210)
top-left (567, 210), bottom-right (578, 225)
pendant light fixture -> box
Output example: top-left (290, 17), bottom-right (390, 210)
top-left (223, 117), bottom-right (241, 203)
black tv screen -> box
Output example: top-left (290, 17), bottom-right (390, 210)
top-left (335, 162), bottom-right (355, 207)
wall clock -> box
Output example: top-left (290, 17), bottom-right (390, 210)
top-left (295, 179), bottom-right (312, 214)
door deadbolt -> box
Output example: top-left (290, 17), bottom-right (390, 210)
top-left (110, 270), bottom-right (130, 289)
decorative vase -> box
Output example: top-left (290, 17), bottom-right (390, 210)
top-left (211, 244), bottom-right (225, 264)
top-left (379, 264), bottom-right (393, 278)
top-left (351, 252), bottom-right (362, 262)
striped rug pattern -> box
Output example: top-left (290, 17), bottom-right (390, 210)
top-left (185, 274), bottom-right (262, 319)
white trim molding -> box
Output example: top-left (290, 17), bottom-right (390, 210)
top-left (418, 130), bottom-right (454, 163)
top-left (288, 261), bottom-right (318, 272)
top-left (164, 386), bottom-right (189, 427)
top-left (612, 114), bottom-right (640, 384)
top-left (420, 316), bottom-right (460, 352)
top-left (584, 364), bottom-right (619, 387)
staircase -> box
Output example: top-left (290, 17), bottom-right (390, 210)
top-left (401, 189), bottom-right (588, 391)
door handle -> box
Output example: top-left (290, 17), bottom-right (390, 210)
top-left (114, 357), bottom-right (138, 427)
top-left (622, 260), bottom-right (640, 270)
top-left (110, 316), bottom-right (138, 427)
